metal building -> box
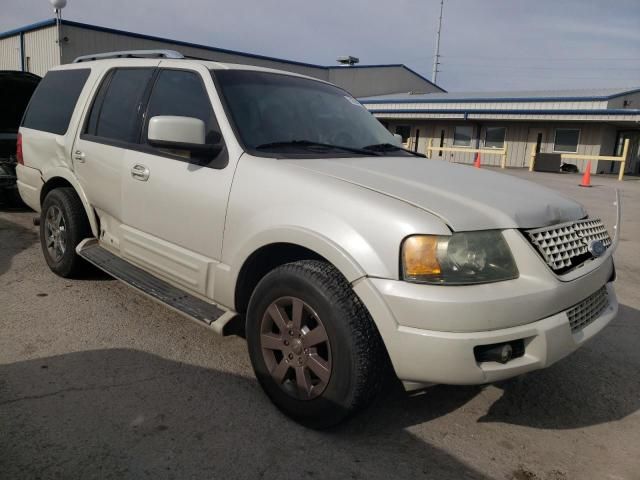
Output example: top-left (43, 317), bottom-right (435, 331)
top-left (0, 18), bottom-right (443, 98)
top-left (361, 88), bottom-right (640, 176)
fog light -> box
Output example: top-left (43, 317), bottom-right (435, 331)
top-left (474, 340), bottom-right (525, 364)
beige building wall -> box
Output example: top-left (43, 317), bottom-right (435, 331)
top-left (23, 26), bottom-right (58, 76)
top-left (0, 35), bottom-right (21, 70)
top-left (384, 120), bottom-right (612, 173)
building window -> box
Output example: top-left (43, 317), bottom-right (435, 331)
top-left (553, 128), bottom-right (580, 153)
top-left (453, 125), bottom-right (473, 147)
top-left (395, 125), bottom-right (412, 143)
top-left (484, 127), bottom-right (506, 149)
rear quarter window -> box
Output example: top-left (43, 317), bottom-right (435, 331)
top-left (22, 69), bottom-right (90, 135)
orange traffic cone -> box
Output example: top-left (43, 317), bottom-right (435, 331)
top-left (473, 152), bottom-right (481, 168)
top-left (579, 161), bottom-right (592, 187)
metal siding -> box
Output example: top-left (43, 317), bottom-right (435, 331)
top-left (328, 66), bottom-right (441, 97)
top-left (596, 125), bottom-right (621, 174)
top-left (607, 91), bottom-right (640, 109)
top-left (60, 26), bottom-right (327, 79)
top-left (23, 26), bottom-right (59, 76)
top-left (362, 100), bottom-right (610, 112)
top-left (0, 35), bottom-right (21, 70)
top-left (384, 120), bottom-right (624, 172)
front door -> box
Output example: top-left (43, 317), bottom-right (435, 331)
top-left (526, 128), bottom-right (545, 167)
top-left (120, 65), bottom-right (235, 299)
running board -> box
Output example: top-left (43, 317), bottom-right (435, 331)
top-left (77, 239), bottom-right (236, 335)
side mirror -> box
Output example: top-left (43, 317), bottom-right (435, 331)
top-left (148, 116), bottom-right (222, 162)
top-left (392, 133), bottom-right (403, 146)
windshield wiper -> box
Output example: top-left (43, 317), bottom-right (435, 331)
top-left (255, 140), bottom-right (379, 156)
top-left (362, 143), bottom-right (425, 157)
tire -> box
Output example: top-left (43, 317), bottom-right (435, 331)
top-left (40, 188), bottom-right (92, 278)
top-left (246, 260), bottom-right (386, 429)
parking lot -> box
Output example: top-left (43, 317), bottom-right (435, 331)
top-left (1, 169), bottom-right (639, 480)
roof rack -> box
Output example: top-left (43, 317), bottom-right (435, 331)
top-left (73, 49), bottom-right (184, 63)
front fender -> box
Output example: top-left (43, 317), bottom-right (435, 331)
top-left (215, 155), bottom-right (451, 309)
top-left (215, 224), bottom-right (373, 310)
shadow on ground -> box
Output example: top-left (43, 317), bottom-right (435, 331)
top-left (479, 303), bottom-right (640, 429)
top-left (0, 216), bottom-right (38, 276)
top-left (0, 213), bottom-right (111, 281)
top-left (0, 349), bottom-right (488, 480)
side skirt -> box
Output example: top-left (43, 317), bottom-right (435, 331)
top-left (77, 238), bottom-right (236, 335)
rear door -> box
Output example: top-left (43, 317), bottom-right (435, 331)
top-left (120, 63), bottom-right (233, 298)
top-left (74, 65), bottom-right (156, 248)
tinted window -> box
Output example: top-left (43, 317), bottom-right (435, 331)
top-left (215, 70), bottom-right (397, 155)
top-left (453, 126), bottom-right (473, 147)
top-left (0, 72), bottom-right (40, 133)
top-left (90, 68), bottom-right (154, 143)
top-left (554, 128), bottom-right (580, 153)
top-left (22, 69), bottom-right (89, 135)
top-left (144, 69), bottom-right (218, 143)
top-left (485, 127), bottom-right (506, 149)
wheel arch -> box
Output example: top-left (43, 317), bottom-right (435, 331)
top-left (234, 243), bottom-right (328, 316)
top-left (229, 229), bottom-right (367, 316)
top-left (40, 168), bottom-right (99, 237)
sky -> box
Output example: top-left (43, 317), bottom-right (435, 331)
top-left (2, 0), bottom-right (639, 92)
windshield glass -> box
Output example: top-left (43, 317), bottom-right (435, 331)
top-left (213, 69), bottom-right (405, 157)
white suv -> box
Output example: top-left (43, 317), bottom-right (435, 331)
top-left (17, 50), bottom-right (618, 428)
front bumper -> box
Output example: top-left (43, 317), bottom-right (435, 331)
top-left (353, 277), bottom-right (618, 386)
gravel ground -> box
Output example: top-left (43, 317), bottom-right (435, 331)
top-left (1, 170), bottom-right (639, 480)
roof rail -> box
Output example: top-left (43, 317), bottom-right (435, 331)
top-left (73, 49), bottom-right (184, 63)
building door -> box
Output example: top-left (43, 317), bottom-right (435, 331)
top-left (613, 131), bottom-right (640, 175)
top-left (526, 128), bottom-right (545, 167)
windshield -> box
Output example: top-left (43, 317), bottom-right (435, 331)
top-left (213, 69), bottom-right (407, 157)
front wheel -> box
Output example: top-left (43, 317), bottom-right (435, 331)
top-left (246, 260), bottom-right (387, 429)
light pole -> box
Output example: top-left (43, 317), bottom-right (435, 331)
top-left (49, 0), bottom-right (67, 64)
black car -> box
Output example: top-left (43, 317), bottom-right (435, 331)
top-left (0, 70), bottom-right (40, 204)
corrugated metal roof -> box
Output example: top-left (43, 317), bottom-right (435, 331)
top-left (360, 87), bottom-right (640, 104)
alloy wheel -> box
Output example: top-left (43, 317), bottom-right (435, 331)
top-left (44, 205), bottom-right (67, 262)
top-left (260, 296), bottom-right (332, 400)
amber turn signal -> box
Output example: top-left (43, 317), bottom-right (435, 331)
top-left (402, 235), bottom-right (441, 277)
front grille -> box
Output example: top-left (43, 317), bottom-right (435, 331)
top-left (566, 286), bottom-right (609, 333)
top-left (526, 219), bottom-right (611, 272)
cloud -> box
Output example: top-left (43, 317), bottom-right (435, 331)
top-left (1, 0), bottom-right (638, 91)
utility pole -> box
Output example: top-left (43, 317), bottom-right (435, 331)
top-left (432, 0), bottom-right (444, 84)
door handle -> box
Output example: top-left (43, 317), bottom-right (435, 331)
top-left (131, 164), bottom-right (150, 181)
top-left (73, 150), bottom-right (86, 163)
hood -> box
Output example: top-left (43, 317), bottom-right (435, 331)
top-left (284, 156), bottom-right (586, 231)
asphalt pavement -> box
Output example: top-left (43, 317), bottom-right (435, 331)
top-left (1, 170), bottom-right (639, 480)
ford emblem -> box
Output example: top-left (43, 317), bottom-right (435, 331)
top-left (588, 240), bottom-right (607, 257)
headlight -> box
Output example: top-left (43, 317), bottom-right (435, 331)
top-left (401, 231), bottom-right (518, 285)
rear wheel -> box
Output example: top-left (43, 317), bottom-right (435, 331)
top-left (40, 188), bottom-right (92, 278)
top-left (246, 260), bottom-right (386, 429)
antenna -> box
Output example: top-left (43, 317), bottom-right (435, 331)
top-left (49, 0), bottom-right (67, 63)
top-left (432, 0), bottom-right (444, 84)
